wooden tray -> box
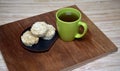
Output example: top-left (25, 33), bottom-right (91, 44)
top-left (0, 5), bottom-right (117, 71)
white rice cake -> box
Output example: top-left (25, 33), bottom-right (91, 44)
top-left (21, 31), bottom-right (39, 46)
top-left (31, 22), bottom-right (48, 37)
top-left (43, 24), bottom-right (55, 40)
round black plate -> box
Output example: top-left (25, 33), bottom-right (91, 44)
top-left (20, 27), bottom-right (58, 52)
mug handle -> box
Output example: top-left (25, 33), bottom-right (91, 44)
top-left (75, 21), bottom-right (88, 38)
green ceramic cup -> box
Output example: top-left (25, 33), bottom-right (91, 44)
top-left (56, 8), bottom-right (88, 41)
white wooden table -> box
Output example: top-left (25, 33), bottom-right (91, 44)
top-left (0, 0), bottom-right (120, 71)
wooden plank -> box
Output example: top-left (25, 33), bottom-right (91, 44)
top-left (0, 5), bottom-right (117, 71)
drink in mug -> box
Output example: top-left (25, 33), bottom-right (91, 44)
top-left (56, 8), bottom-right (88, 41)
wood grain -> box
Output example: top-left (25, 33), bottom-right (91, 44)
top-left (0, 0), bottom-right (120, 71)
top-left (0, 5), bottom-right (118, 71)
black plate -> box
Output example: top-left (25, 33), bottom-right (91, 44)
top-left (20, 27), bottom-right (58, 52)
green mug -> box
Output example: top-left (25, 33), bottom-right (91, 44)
top-left (56, 8), bottom-right (88, 41)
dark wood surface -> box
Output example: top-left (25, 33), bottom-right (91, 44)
top-left (0, 5), bottom-right (117, 71)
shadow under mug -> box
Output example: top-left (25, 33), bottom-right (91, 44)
top-left (56, 8), bottom-right (88, 41)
